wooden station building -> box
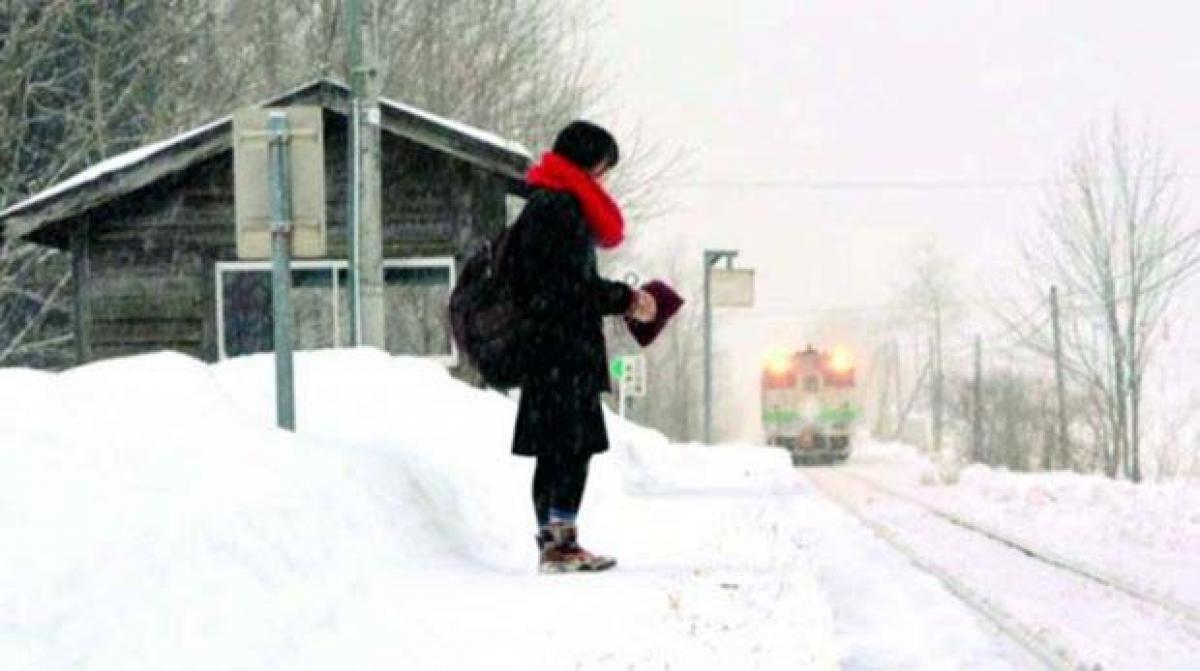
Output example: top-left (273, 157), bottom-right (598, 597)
top-left (0, 79), bottom-right (532, 367)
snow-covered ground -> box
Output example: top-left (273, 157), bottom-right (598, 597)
top-left (24, 349), bottom-right (1191, 668)
top-left (807, 466), bottom-right (1200, 669)
top-left (847, 441), bottom-right (1200, 610)
top-left (1, 350), bottom-right (839, 669)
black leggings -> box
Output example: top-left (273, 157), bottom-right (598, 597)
top-left (532, 451), bottom-right (592, 526)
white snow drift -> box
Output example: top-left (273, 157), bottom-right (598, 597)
top-left (0, 349), bottom-right (837, 670)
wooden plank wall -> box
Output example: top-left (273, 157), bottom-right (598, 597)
top-left (85, 193), bottom-right (211, 361)
top-left (76, 110), bottom-right (508, 364)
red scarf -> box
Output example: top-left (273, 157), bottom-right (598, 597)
top-left (526, 152), bottom-right (625, 249)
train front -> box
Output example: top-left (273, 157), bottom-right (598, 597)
top-left (761, 345), bottom-right (859, 465)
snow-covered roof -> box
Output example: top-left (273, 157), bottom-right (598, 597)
top-left (0, 116), bottom-right (230, 221)
top-left (0, 78), bottom-right (532, 234)
top-left (381, 94), bottom-right (529, 158)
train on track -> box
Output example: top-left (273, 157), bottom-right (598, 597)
top-left (761, 344), bottom-right (860, 465)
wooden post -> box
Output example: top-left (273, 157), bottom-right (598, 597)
top-left (1050, 286), bottom-right (1068, 470)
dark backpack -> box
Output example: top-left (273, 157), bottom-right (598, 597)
top-left (449, 226), bottom-right (533, 389)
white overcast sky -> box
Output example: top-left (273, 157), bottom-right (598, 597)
top-left (597, 0), bottom-right (1200, 301)
top-left (592, 0), bottom-right (1200, 439)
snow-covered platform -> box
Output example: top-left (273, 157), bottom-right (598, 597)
top-left (2, 350), bottom-right (831, 669)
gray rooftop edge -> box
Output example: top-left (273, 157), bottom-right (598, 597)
top-left (0, 78), bottom-right (533, 236)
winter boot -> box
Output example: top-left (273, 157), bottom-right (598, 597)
top-left (537, 522), bottom-right (617, 573)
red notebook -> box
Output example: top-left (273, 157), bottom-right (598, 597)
top-left (624, 279), bottom-right (685, 347)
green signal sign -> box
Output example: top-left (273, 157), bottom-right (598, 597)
top-left (610, 358), bottom-right (626, 379)
top-left (609, 355), bottom-right (646, 397)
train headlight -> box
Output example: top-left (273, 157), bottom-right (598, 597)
top-left (829, 346), bottom-right (853, 374)
top-left (764, 348), bottom-right (794, 376)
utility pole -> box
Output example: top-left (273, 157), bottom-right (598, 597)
top-left (703, 249), bottom-right (741, 444)
top-left (346, 0), bottom-right (385, 347)
top-left (892, 339), bottom-right (903, 439)
top-left (972, 335), bottom-right (983, 464)
top-left (1050, 286), bottom-right (1068, 469)
top-left (931, 305), bottom-right (944, 455)
top-left (873, 344), bottom-right (892, 438)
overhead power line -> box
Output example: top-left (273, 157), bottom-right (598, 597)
top-left (668, 178), bottom-right (1050, 191)
top-left (666, 174), bottom-right (1199, 192)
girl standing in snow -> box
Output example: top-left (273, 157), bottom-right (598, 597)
top-left (507, 121), bottom-right (656, 573)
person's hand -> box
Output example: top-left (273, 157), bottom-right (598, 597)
top-left (627, 289), bottom-right (657, 323)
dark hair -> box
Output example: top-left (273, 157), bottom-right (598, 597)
top-left (552, 121), bottom-right (620, 171)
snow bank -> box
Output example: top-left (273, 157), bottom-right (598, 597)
top-left (951, 465), bottom-right (1200, 597)
top-left (0, 349), bottom-right (832, 670)
top-left (847, 439), bottom-right (1200, 609)
top-left (1, 353), bottom-right (422, 669)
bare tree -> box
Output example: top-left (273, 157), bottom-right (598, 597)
top-left (893, 242), bottom-right (959, 453)
top-left (946, 365), bottom-right (1107, 472)
top-left (0, 1), bottom-right (211, 367)
top-left (601, 123), bottom-right (688, 226)
top-left (212, 0), bottom-right (602, 154)
top-left (1008, 117), bottom-right (1200, 481)
top-left (0, 241), bottom-right (72, 368)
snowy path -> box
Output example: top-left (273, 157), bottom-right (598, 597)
top-left (292, 481), bottom-right (843, 670)
top-left (806, 466), bottom-right (1200, 670)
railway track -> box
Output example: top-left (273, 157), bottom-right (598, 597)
top-left (806, 467), bottom-right (1200, 671)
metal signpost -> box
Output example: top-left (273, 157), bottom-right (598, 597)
top-left (703, 249), bottom-right (754, 444)
top-left (267, 113), bottom-right (296, 431)
top-left (234, 106), bottom-right (326, 431)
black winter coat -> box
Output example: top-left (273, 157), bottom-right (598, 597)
top-left (506, 188), bottom-right (632, 457)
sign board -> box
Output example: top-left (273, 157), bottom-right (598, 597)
top-left (611, 354), bottom-right (647, 398)
top-left (711, 268), bottom-right (755, 307)
top-left (234, 106), bottom-right (327, 259)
